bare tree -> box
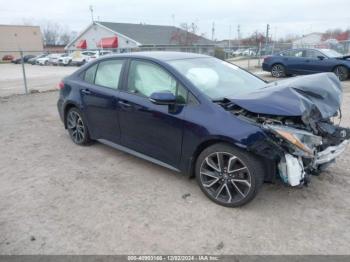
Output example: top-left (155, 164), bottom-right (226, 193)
top-left (41, 21), bottom-right (62, 45)
top-left (170, 22), bottom-right (202, 45)
top-left (59, 27), bottom-right (77, 45)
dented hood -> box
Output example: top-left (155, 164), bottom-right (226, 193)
top-left (230, 73), bottom-right (342, 122)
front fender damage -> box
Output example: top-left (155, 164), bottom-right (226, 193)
top-left (218, 73), bottom-right (350, 187)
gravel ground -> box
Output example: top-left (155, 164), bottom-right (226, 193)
top-left (0, 64), bottom-right (76, 97)
top-left (0, 72), bottom-right (350, 255)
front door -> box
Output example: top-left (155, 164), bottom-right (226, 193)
top-left (118, 59), bottom-right (188, 167)
top-left (301, 49), bottom-right (330, 73)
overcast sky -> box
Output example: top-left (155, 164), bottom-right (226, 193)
top-left (0, 0), bottom-right (349, 40)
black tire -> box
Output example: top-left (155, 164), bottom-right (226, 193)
top-left (66, 107), bottom-right (91, 145)
top-left (271, 63), bottom-right (286, 78)
top-left (195, 143), bottom-right (264, 207)
top-left (333, 65), bottom-right (348, 81)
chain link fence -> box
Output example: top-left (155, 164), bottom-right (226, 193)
top-left (223, 40), bottom-right (350, 71)
top-left (1, 41), bottom-right (349, 96)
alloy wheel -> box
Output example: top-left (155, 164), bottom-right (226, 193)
top-left (199, 152), bottom-right (252, 205)
top-left (271, 64), bottom-right (285, 78)
top-left (67, 111), bottom-right (85, 144)
top-left (334, 66), bottom-right (348, 81)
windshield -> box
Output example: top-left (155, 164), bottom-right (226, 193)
top-left (169, 57), bottom-right (266, 100)
top-left (320, 49), bottom-right (343, 58)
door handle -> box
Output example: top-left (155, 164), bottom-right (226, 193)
top-left (118, 100), bottom-right (132, 108)
top-left (81, 89), bottom-right (91, 95)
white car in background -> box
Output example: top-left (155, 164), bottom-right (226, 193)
top-left (232, 49), bottom-right (245, 56)
top-left (87, 50), bottom-right (113, 62)
top-left (242, 49), bottom-right (257, 56)
top-left (36, 56), bottom-right (50, 65)
top-left (70, 51), bottom-right (97, 66)
top-left (50, 53), bottom-right (69, 65)
top-left (36, 53), bottom-right (62, 65)
top-left (58, 54), bottom-right (73, 66)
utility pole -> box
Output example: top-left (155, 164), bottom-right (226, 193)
top-left (265, 24), bottom-right (270, 50)
top-left (237, 24), bottom-right (241, 49)
top-left (171, 14), bottom-right (175, 26)
top-left (89, 5), bottom-right (94, 23)
top-left (228, 25), bottom-right (232, 50)
top-left (211, 22), bottom-right (215, 41)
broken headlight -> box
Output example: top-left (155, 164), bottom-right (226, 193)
top-left (267, 125), bottom-right (322, 157)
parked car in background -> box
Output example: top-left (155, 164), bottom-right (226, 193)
top-left (70, 51), bottom-right (98, 66)
top-left (57, 52), bottom-right (349, 207)
top-left (11, 55), bottom-right (35, 64)
top-left (87, 50), bottom-right (113, 62)
top-left (58, 53), bottom-right (72, 66)
top-left (2, 54), bottom-right (14, 61)
top-left (28, 54), bottom-right (47, 65)
top-left (232, 49), bottom-right (245, 56)
top-left (263, 48), bottom-right (350, 81)
top-left (48, 53), bottom-right (65, 65)
top-left (36, 55), bottom-right (51, 65)
top-left (242, 48), bottom-right (257, 56)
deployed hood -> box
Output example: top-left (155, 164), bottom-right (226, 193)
top-left (230, 73), bottom-right (342, 123)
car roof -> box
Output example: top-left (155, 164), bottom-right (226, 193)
top-left (103, 51), bottom-right (210, 61)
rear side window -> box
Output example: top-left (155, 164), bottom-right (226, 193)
top-left (95, 60), bottom-right (124, 89)
top-left (281, 50), bottom-right (303, 57)
top-left (84, 64), bottom-right (97, 84)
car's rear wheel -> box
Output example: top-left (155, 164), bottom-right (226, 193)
top-left (195, 143), bottom-right (264, 207)
top-left (333, 65), bottom-right (348, 81)
top-left (66, 107), bottom-right (90, 145)
top-left (271, 64), bottom-right (286, 78)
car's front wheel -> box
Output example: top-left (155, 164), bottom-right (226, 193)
top-left (66, 107), bottom-right (91, 145)
top-left (196, 143), bottom-right (264, 207)
top-left (333, 65), bottom-right (348, 81)
top-left (271, 64), bottom-right (286, 78)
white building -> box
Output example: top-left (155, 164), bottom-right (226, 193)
top-left (292, 33), bottom-right (323, 48)
top-left (65, 21), bottom-right (215, 55)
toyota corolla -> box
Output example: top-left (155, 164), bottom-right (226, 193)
top-left (57, 52), bottom-right (349, 207)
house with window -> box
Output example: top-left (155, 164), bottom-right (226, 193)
top-left (65, 21), bottom-right (215, 55)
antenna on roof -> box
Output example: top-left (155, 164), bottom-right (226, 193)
top-left (171, 14), bottom-right (175, 26)
top-left (211, 22), bottom-right (215, 41)
top-left (89, 5), bottom-right (94, 23)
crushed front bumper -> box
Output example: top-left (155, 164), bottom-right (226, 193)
top-left (278, 140), bottom-right (349, 187)
top-left (315, 140), bottom-right (349, 166)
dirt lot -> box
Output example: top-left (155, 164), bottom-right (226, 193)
top-left (1, 66), bottom-right (350, 254)
top-left (0, 64), bottom-right (76, 97)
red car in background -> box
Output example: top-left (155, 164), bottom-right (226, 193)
top-left (2, 55), bottom-right (14, 61)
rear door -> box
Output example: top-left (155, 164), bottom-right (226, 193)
top-left (80, 59), bottom-right (125, 143)
top-left (282, 49), bottom-right (308, 74)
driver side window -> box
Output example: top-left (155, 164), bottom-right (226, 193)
top-left (305, 50), bottom-right (323, 58)
top-left (126, 60), bottom-right (187, 103)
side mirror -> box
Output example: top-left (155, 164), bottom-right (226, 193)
top-left (149, 91), bottom-right (176, 105)
top-left (317, 55), bottom-right (325, 60)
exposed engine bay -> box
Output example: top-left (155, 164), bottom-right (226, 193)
top-left (216, 73), bottom-right (350, 186)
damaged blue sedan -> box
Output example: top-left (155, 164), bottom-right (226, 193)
top-left (57, 52), bottom-right (349, 207)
